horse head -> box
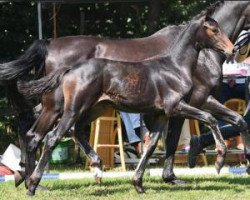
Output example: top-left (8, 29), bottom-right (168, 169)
top-left (209, 1), bottom-right (250, 41)
top-left (195, 16), bottom-right (234, 57)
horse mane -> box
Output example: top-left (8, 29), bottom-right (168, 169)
top-left (152, 25), bottom-right (182, 35)
top-left (153, 1), bottom-right (224, 36)
top-left (191, 0), bottom-right (224, 20)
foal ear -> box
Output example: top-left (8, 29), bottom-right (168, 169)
top-left (203, 16), bottom-right (218, 29)
top-left (205, 16), bottom-right (216, 23)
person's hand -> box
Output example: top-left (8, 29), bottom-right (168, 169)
top-left (228, 79), bottom-right (236, 87)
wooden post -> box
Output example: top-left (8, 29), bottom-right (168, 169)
top-left (52, 3), bottom-right (57, 38)
top-left (80, 10), bottom-right (85, 35)
top-left (37, 2), bottom-right (43, 39)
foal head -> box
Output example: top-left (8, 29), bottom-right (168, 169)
top-left (195, 16), bottom-right (234, 57)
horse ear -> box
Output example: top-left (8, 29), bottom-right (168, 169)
top-left (203, 16), bottom-right (217, 28)
top-left (205, 16), bottom-right (212, 23)
top-left (203, 16), bottom-right (212, 29)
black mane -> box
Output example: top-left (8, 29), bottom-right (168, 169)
top-left (192, 1), bottom-right (224, 20)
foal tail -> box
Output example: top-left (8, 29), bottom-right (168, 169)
top-left (0, 39), bottom-right (50, 81)
top-left (17, 67), bottom-right (69, 100)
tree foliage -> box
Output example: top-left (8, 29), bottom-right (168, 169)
top-left (0, 0), bottom-right (214, 60)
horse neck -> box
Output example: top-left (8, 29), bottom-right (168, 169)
top-left (168, 22), bottom-right (200, 74)
top-left (151, 24), bottom-right (184, 48)
top-left (212, 1), bottom-right (249, 41)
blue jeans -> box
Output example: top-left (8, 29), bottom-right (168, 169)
top-left (120, 112), bottom-right (141, 144)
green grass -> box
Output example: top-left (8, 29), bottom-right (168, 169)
top-left (0, 175), bottom-right (250, 200)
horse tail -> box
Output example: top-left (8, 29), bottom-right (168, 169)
top-left (17, 67), bottom-right (69, 100)
top-left (0, 39), bottom-right (50, 81)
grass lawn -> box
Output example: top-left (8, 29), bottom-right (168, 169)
top-left (0, 174), bottom-right (250, 200)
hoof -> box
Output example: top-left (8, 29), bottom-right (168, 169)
top-left (95, 176), bottom-right (102, 185)
top-left (14, 171), bottom-right (25, 188)
top-left (93, 167), bottom-right (103, 185)
top-left (215, 159), bottom-right (224, 174)
top-left (162, 174), bottom-right (186, 185)
top-left (167, 179), bottom-right (186, 185)
top-left (215, 151), bottom-right (226, 174)
top-left (26, 190), bottom-right (35, 196)
top-left (132, 179), bottom-right (145, 194)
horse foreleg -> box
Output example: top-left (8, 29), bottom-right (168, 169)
top-left (174, 100), bottom-right (227, 173)
top-left (132, 114), bottom-right (167, 193)
top-left (202, 96), bottom-right (250, 174)
top-left (162, 117), bottom-right (186, 184)
top-left (15, 111), bottom-right (36, 187)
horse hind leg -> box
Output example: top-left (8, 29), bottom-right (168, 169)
top-left (73, 113), bottom-right (103, 184)
top-left (27, 83), bottom-right (100, 195)
top-left (132, 114), bottom-right (167, 193)
top-left (162, 117), bottom-right (186, 185)
top-left (26, 106), bottom-right (82, 196)
top-left (24, 106), bottom-right (60, 189)
top-left (73, 103), bottom-right (110, 184)
top-left (14, 110), bottom-right (36, 187)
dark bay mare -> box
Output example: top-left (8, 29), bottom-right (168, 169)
top-left (0, 1), bottom-right (249, 190)
top-left (17, 15), bottom-right (234, 195)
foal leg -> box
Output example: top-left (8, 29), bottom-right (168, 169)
top-left (24, 90), bottom-right (63, 188)
top-left (73, 103), bottom-right (111, 184)
top-left (132, 114), bottom-right (167, 193)
top-left (162, 117), bottom-right (186, 184)
top-left (26, 76), bottom-right (101, 195)
top-left (6, 84), bottom-right (37, 187)
top-left (174, 100), bottom-right (227, 173)
top-left (24, 107), bottom-right (60, 188)
top-left (202, 96), bottom-right (250, 174)
top-left (15, 111), bottom-right (36, 187)
top-left (26, 107), bottom-right (82, 196)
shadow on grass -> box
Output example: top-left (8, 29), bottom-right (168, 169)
top-left (44, 175), bottom-right (250, 196)
top-left (49, 180), bottom-right (98, 190)
top-left (147, 175), bottom-right (250, 185)
top-left (185, 176), bottom-right (250, 185)
top-left (48, 178), bottom-right (131, 196)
